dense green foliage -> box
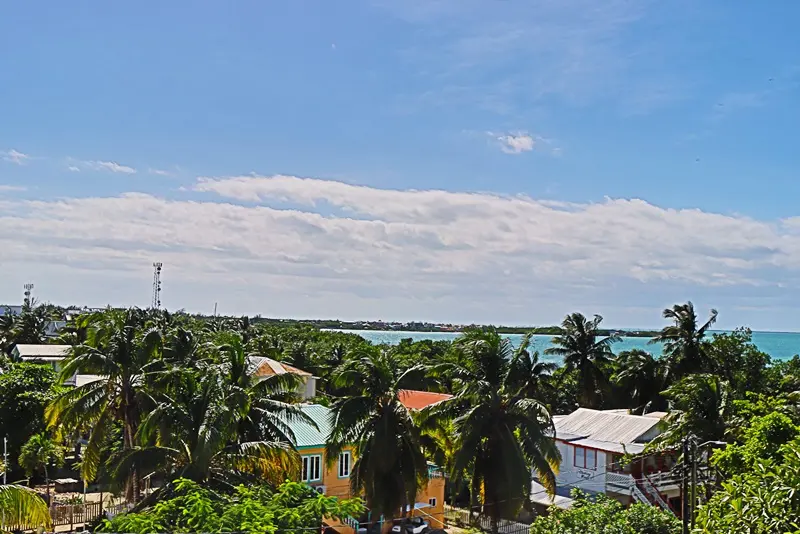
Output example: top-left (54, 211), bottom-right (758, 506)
top-left (695, 446), bottom-right (800, 533)
top-left (0, 483), bottom-right (53, 530)
top-left (3, 298), bottom-right (800, 532)
top-left (18, 433), bottom-right (64, 500)
top-left (529, 491), bottom-right (680, 534)
top-left (99, 478), bottom-right (365, 534)
top-left (427, 330), bottom-right (560, 533)
top-left (0, 363), bottom-right (62, 476)
top-left (326, 347), bottom-right (429, 520)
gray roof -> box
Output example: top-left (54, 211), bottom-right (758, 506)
top-left (554, 408), bottom-right (663, 450)
top-left (288, 404), bottom-right (333, 448)
top-left (0, 306), bottom-right (22, 317)
top-left (13, 344), bottom-right (71, 359)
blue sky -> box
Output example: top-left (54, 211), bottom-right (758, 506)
top-left (1, 1), bottom-right (799, 330)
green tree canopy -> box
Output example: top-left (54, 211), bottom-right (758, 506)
top-left (428, 329), bottom-right (560, 534)
top-left (695, 444), bottom-right (800, 533)
top-left (651, 302), bottom-right (717, 383)
top-left (545, 313), bottom-right (619, 408)
top-left (0, 363), bottom-right (61, 476)
top-left (530, 490), bottom-right (680, 534)
top-left (650, 374), bottom-right (732, 449)
top-left (98, 478), bottom-right (365, 534)
top-left (326, 347), bottom-right (429, 521)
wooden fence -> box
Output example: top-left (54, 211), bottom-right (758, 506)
top-left (3, 501), bottom-right (131, 532)
top-left (444, 505), bottom-right (530, 534)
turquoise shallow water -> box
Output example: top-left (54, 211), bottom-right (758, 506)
top-left (330, 329), bottom-right (800, 363)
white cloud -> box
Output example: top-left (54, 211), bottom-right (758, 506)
top-left (67, 159), bottom-right (137, 174)
top-left (487, 131), bottom-right (558, 155)
top-left (2, 149), bottom-right (30, 165)
top-left (86, 160), bottom-right (137, 174)
top-left (4, 174), bottom-right (800, 325)
top-left (148, 168), bottom-right (172, 176)
top-left (0, 185), bottom-right (26, 192)
top-left (494, 133), bottom-right (535, 154)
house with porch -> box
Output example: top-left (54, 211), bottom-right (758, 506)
top-left (288, 403), bottom-right (446, 534)
top-left (532, 408), bottom-right (680, 514)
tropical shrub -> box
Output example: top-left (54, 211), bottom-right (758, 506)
top-left (98, 478), bottom-right (365, 534)
top-left (695, 444), bottom-right (800, 533)
top-left (529, 491), bottom-right (680, 534)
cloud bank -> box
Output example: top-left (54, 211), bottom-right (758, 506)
top-left (2, 174), bottom-right (799, 324)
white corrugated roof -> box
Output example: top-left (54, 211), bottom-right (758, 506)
top-left (14, 344), bottom-right (71, 358)
top-left (555, 408), bottom-right (662, 446)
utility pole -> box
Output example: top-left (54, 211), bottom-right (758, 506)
top-left (2, 436), bottom-right (7, 533)
top-left (681, 437), bottom-right (691, 534)
top-left (691, 439), bottom-right (698, 530)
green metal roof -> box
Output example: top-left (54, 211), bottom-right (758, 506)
top-left (289, 404), bottom-right (334, 448)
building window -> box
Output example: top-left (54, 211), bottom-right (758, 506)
top-left (428, 498), bottom-right (437, 508)
top-left (573, 446), bottom-right (597, 470)
top-left (338, 451), bottom-right (351, 478)
top-left (302, 455), bottom-right (322, 482)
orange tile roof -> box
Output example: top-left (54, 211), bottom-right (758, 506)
top-left (399, 389), bottom-right (452, 410)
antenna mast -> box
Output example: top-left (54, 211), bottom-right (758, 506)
top-left (151, 263), bottom-right (163, 309)
top-left (23, 283), bottom-right (34, 306)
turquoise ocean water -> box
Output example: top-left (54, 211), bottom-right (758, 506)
top-left (329, 329), bottom-right (800, 363)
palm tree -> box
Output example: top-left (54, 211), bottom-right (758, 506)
top-left (545, 313), bottom-right (619, 408)
top-left (46, 308), bottom-right (162, 501)
top-left (428, 329), bottom-right (560, 534)
top-left (651, 302), bottom-right (718, 383)
top-left (649, 374), bottom-right (732, 449)
top-left (214, 332), bottom-right (314, 444)
top-left (613, 350), bottom-right (666, 414)
top-left (325, 348), bottom-right (429, 521)
top-left (115, 367), bottom-right (300, 493)
top-left (0, 484), bottom-right (52, 531)
top-left (506, 333), bottom-right (558, 405)
top-left (18, 433), bottom-right (64, 503)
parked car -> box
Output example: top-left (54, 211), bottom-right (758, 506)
top-left (391, 517), bottom-right (429, 534)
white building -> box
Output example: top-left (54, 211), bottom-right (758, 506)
top-left (247, 356), bottom-right (317, 400)
top-left (533, 408), bottom-right (680, 514)
top-left (12, 344), bottom-right (71, 373)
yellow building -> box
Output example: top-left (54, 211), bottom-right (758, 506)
top-left (291, 404), bottom-right (446, 533)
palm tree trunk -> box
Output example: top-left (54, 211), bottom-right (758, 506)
top-left (123, 419), bottom-right (140, 502)
top-left (44, 464), bottom-right (50, 505)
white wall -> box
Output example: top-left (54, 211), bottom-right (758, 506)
top-left (301, 377), bottom-right (317, 399)
top-left (552, 441), bottom-right (607, 495)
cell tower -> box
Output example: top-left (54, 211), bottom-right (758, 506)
top-left (151, 263), bottom-right (163, 309)
top-left (23, 283), bottom-right (34, 305)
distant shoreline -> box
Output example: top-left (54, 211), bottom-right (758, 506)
top-left (318, 326), bottom-right (660, 337)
